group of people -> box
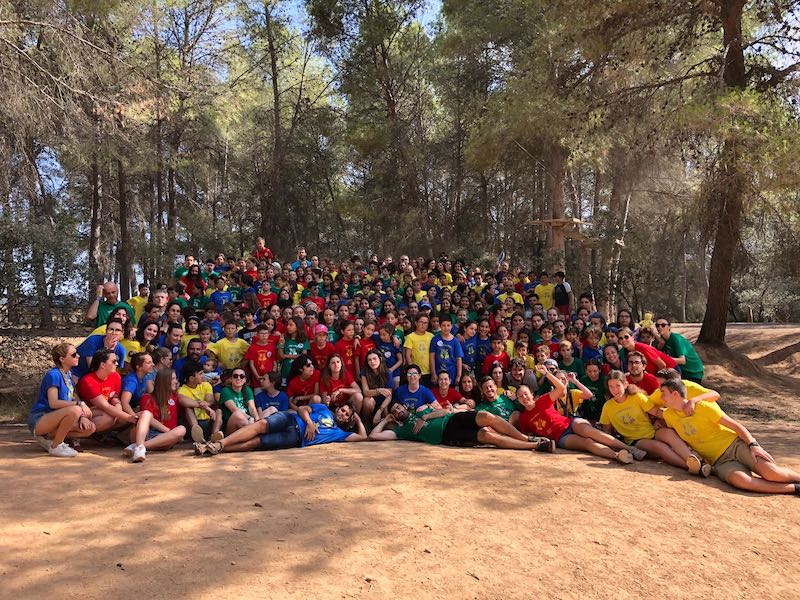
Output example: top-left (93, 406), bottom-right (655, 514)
top-left (28, 240), bottom-right (800, 496)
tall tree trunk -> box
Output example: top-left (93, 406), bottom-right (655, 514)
top-left (262, 1), bottom-right (282, 240)
top-left (546, 144), bottom-right (568, 266)
top-left (88, 117), bottom-right (103, 292)
top-left (698, 0), bottom-right (747, 345)
top-left (117, 159), bottom-right (131, 299)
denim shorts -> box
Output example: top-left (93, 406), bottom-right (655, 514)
top-left (557, 421), bottom-right (576, 450)
top-left (259, 411), bottom-right (301, 450)
top-left (28, 410), bottom-right (47, 434)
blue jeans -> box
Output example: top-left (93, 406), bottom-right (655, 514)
top-left (259, 411), bottom-right (301, 450)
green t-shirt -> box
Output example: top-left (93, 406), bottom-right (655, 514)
top-left (220, 386), bottom-right (254, 424)
top-left (174, 297), bottom-right (189, 309)
top-left (189, 295), bottom-right (208, 312)
top-left (663, 333), bottom-right (704, 380)
top-left (394, 407), bottom-right (453, 445)
top-left (475, 394), bottom-right (517, 421)
top-left (280, 339), bottom-right (309, 379)
top-left (174, 266), bottom-right (189, 279)
top-left (559, 357), bottom-right (585, 379)
top-left (228, 286), bottom-right (244, 303)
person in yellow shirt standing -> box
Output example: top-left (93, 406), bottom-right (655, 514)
top-left (534, 271), bottom-right (555, 311)
top-left (403, 314), bottom-right (434, 386)
top-left (126, 283), bottom-right (150, 324)
top-left (207, 321), bottom-right (250, 370)
top-left (660, 379), bottom-right (800, 495)
top-left (497, 278), bottom-right (523, 306)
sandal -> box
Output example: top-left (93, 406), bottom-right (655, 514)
top-left (686, 454), bottom-right (702, 475)
top-left (616, 449), bottom-right (634, 464)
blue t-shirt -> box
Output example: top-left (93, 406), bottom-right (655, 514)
top-left (293, 403), bottom-right (351, 447)
top-left (374, 337), bottom-right (400, 369)
top-left (254, 389), bottom-right (289, 412)
top-left (203, 319), bottom-right (224, 342)
top-left (393, 384), bottom-right (436, 410)
top-left (32, 368), bottom-right (73, 414)
top-left (461, 336), bottom-right (478, 371)
top-left (72, 336), bottom-right (126, 379)
top-left (121, 372), bottom-right (149, 409)
top-left (475, 337), bottom-right (492, 373)
top-left (582, 346), bottom-right (603, 363)
top-left (430, 334), bottom-right (463, 383)
top-left (210, 290), bottom-right (233, 308)
top-left (158, 336), bottom-right (182, 362)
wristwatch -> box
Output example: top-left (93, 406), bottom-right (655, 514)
top-left (748, 441), bottom-right (759, 448)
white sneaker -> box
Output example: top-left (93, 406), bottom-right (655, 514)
top-left (33, 434), bottom-right (50, 451)
top-left (48, 442), bottom-right (78, 458)
top-left (122, 443), bottom-right (137, 458)
top-left (132, 445), bottom-right (147, 463)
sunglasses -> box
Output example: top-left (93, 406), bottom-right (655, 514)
top-left (620, 335), bottom-right (631, 340)
top-left (655, 323), bottom-right (669, 328)
top-left (69, 352), bottom-right (78, 358)
top-left (232, 374), bottom-right (246, 379)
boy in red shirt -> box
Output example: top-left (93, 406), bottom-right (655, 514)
top-left (309, 324), bottom-right (336, 370)
top-left (482, 334), bottom-right (510, 374)
top-left (431, 371), bottom-right (473, 410)
top-left (243, 324), bottom-right (279, 388)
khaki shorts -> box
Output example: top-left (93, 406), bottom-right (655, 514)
top-left (714, 438), bottom-right (758, 483)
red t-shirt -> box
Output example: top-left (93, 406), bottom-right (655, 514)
top-left (517, 393), bottom-right (571, 440)
top-left (432, 387), bottom-right (462, 408)
top-left (77, 371), bottom-right (122, 405)
top-left (334, 338), bottom-right (358, 380)
top-left (320, 372), bottom-right (355, 406)
top-left (626, 372), bottom-right (660, 395)
top-left (482, 352), bottom-right (510, 374)
top-left (634, 342), bottom-right (677, 374)
top-left (310, 342), bottom-right (336, 371)
top-left (254, 246), bottom-right (273, 261)
top-left (286, 370), bottom-right (320, 398)
top-left (139, 392), bottom-right (179, 429)
top-left (276, 320), bottom-right (288, 335)
top-left (532, 341), bottom-right (561, 358)
top-left (244, 340), bottom-right (278, 377)
top-left (257, 291), bottom-right (277, 308)
top-left (358, 338), bottom-right (377, 365)
top-left (306, 296), bottom-right (326, 312)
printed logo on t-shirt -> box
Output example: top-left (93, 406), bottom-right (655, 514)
top-left (168, 398), bottom-right (175, 406)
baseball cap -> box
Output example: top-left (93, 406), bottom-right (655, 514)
top-left (419, 300), bottom-right (432, 309)
top-left (313, 324), bottom-right (328, 336)
top-left (543, 359), bottom-right (559, 369)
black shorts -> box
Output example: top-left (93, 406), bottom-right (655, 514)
top-left (441, 411), bottom-right (481, 447)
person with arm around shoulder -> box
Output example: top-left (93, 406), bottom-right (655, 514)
top-left (29, 343), bottom-right (96, 457)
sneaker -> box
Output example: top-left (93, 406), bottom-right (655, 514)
top-left (629, 446), bottom-right (647, 461)
top-left (33, 434), bottom-right (50, 451)
top-left (532, 437), bottom-right (556, 453)
top-left (209, 431), bottom-right (224, 443)
top-left (616, 449), bottom-right (634, 464)
top-left (191, 424), bottom-right (205, 443)
top-left (48, 442), bottom-right (78, 458)
top-left (204, 440), bottom-right (223, 455)
top-left (686, 454), bottom-right (702, 475)
top-left (132, 445), bottom-right (147, 463)
top-left (700, 462), bottom-right (712, 478)
top-left (122, 443), bottom-right (137, 458)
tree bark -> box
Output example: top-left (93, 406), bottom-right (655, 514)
top-left (117, 159), bottom-right (131, 299)
top-left (88, 112), bottom-right (103, 293)
top-left (545, 144), bottom-right (568, 266)
top-left (698, 0), bottom-right (747, 345)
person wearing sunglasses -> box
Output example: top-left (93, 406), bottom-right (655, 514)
top-left (29, 343), bottom-right (96, 457)
top-left (76, 348), bottom-right (137, 434)
top-left (617, 327), bottom-right (676, 375)
top-left (652, 318), bottom-right (705, 384)
top-left (220, 368), bottom-right (260, 436)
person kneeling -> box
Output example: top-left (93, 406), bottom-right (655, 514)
top-left (659, 380), bottom-right (800, 495)
top-left (195, 403), bottom-right (366, 455)
top-left (369, 402), bottom-right (555, 452)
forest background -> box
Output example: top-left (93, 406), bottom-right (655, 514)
top-left (3, 0), bottom-right (800, 345)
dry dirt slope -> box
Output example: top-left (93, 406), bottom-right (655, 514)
top-left (0, 324), bottom-right (799, 600)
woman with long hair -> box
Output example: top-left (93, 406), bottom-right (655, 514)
top-left (361, 349), bottom-right (392, 425)
top-left (220, 367), bottom-right (259, 435)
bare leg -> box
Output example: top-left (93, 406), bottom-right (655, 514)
top-left (218, 418), bottom-right (268, 450)
top-left (359, 395), bottom-right (374, 424)
top-left (90, 409), bottom-right (119, 434)
top-left (655, 427), bottom-right (694, 461)
top-left (634, 438), bottom-right (687, 469)
top-left (211, 409), bottom-right (223, 435)
top-left (35, 405), bottom-right (82, 447)
top-left (222, 437), bottom-right (262, 452)
top-left (477, 428), bottom-right (538, 450)
top-left (144, 426), bottom-right (187, 450)
top-left (754, 459), bottom-right (800, 483)
top-left (561, 434), bottom-right (618, 460)
top-left (475, 411), bottom-right (527, 441)
top-left (727, 471), bottom-right (797, 494)
top-left (133, 410), bottom-right (153, 446)
top-left (349, 392), bottom-right (363, 415)
top-left (225, 411), bottom-right (250, 435)
top-left (572, 419), bottom-right (629, 451)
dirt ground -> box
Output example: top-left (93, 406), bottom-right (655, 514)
top-left (1, 324), bottom-right (799, 599)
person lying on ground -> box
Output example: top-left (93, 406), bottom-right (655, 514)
top-left (659, 379), bottom-right (800, 495)
top-left (368, 401), bottom-right (555, 452)
top-left (30, 342), bottom-right (96, 457)
top-left (195, 403), bottom-right (366, 455)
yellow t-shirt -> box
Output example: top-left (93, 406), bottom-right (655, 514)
top-left (498, 292), bottom-right (523, 306)
top-left (180, 333), bottom-right (199, 357)
top-left (178, 382), bottom-right (214, 420)
top-left (649, 380), bottom-right (712, 408)
top-left (404, 331), bottom-right (435, 375)
top-left (504, 340), bottom-right (515, 357)
top-left (208, 337), bottom-right (250, 370)
top-left (662, 401), bottom-right (737, 465)
top-left (555, 388), bottom-right (587, 417)
top-left (414, 290), bottom-right (428, 302)
top-left (121, 339), bottom-right (146, 361)
top-left (534, 283), bottom-right (555, 310)
top-left (599, 392), bottom-right (656, 444)
top-left (127, 295), bottom-right (149, 323)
